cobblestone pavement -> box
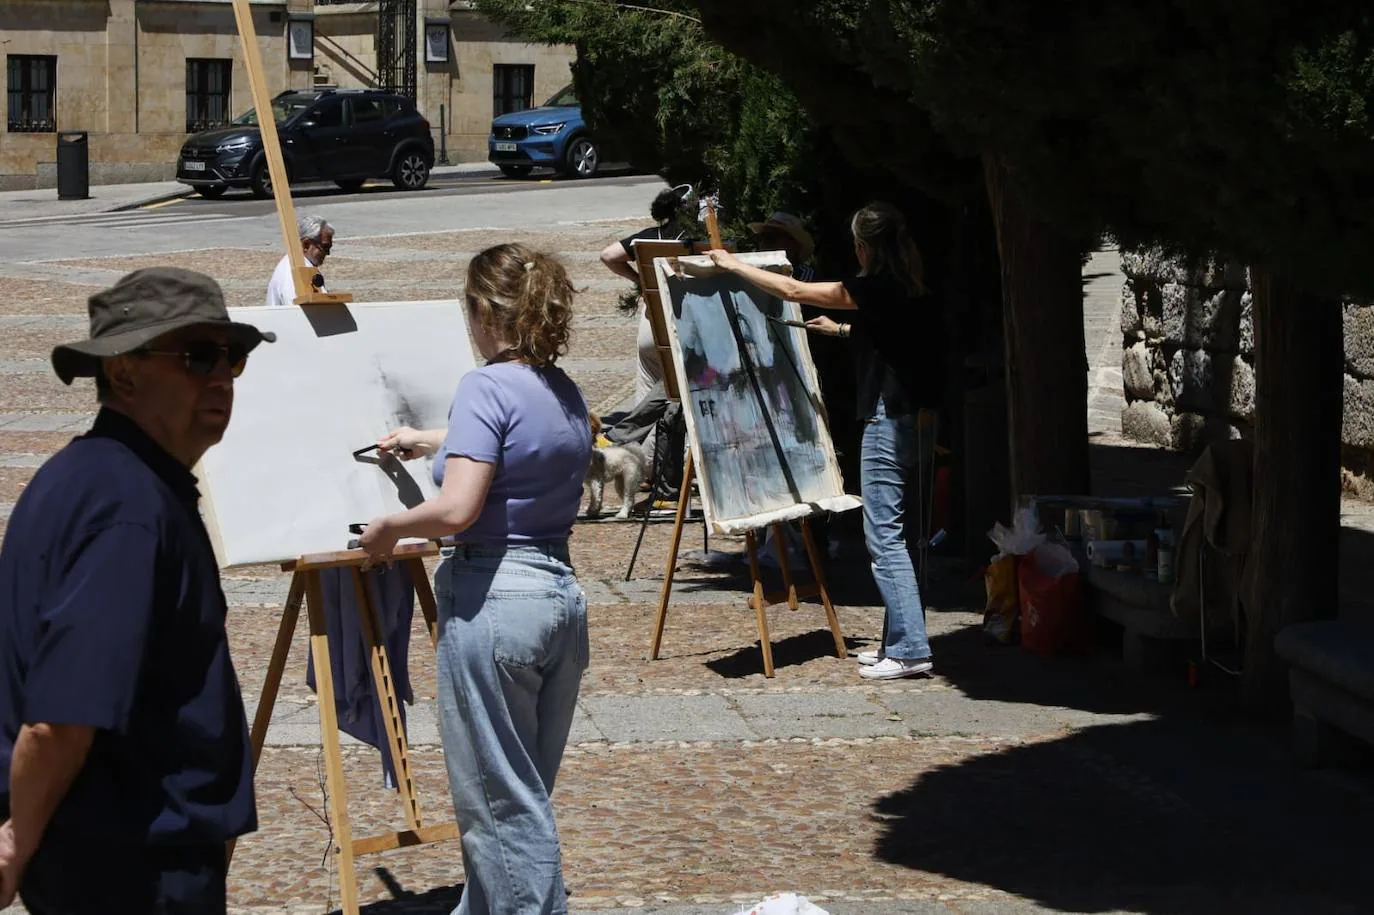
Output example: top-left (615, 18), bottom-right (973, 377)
top-left (3, 211), bottom-right (1374, 915)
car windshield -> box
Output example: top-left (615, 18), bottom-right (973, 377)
top-left (232, 97), bottom-right (316, 126)
top-left (543, 85), bottom-right (578, 108)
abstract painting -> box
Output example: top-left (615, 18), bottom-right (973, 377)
top-left (655, 252), bottom-right (860, 534)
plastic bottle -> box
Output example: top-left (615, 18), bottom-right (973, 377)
top-left (1157, 524), bottom-right (1176, 585)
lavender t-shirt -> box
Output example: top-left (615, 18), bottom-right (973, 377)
top-left (433, 361), bottom-right (592, 543)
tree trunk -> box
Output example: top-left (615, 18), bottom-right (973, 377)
top-left (1242, 268), bottom-right (1343, 713)
top-left (982, 153), bottom-right (1091, 509)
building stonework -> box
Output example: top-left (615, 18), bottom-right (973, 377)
top-left (1118, 247), bottom-right (1374, 497)
top-left (0, 0), bottom-right (575, 189)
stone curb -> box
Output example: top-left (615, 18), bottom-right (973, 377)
top-left (106, 187), bottom-right (195, 212)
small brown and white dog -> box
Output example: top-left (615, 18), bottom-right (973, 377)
top-left (585, 413), bottom-right (649, 520)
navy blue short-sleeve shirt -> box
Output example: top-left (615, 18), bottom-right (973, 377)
top-left (0, 408), bottom-right (256, 845)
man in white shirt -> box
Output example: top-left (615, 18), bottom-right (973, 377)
top-left (266, 215), bottom-right (333, 307)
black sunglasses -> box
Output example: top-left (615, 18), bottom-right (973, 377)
top-left (136, 341), bottom-right (249, 378)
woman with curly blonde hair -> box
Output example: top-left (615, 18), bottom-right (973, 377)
top-left (360, 243), bottom-right (592, 914)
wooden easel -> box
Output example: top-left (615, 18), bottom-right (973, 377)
top-left (232, 0), bottom-right (352, 307)
top-left (226, 542), bottom-right (457, 915)
top-left (639, 207), bottom-right (847, 676)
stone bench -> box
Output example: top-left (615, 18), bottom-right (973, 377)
top-left (1086, 565), bottom-right (1229, 672)
top-left (1275, 621), bottom-right (1374, 766)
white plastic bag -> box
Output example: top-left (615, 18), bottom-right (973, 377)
top-left (1030, 541), bottom-right (1080, 579)
top-left (734, 894), bottom-right (830, 915)
top-left (988, 506), bottom-right (1046, 559)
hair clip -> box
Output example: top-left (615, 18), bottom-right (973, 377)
top-left (522, 261), bottom-right (534, 272)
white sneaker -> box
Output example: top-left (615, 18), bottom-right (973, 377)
top-left (856, 649), bottom-right (883, 666)
top-left (859, 657), bottom-right (933, 680)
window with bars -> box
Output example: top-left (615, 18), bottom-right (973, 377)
top-left (7, 56), bottom-right (57, 133)
top-left (186, 58), bottom-right (232, 134)
top-left (492, 64), bottom-right (535, 117)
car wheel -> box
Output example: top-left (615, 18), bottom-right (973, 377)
top-left (564, 136), bottom-right (599, 178)
top-left (334, 178), bottom-right (366, 192)
top-left (392, 151), bottom-right (430, 190)
top-left (196, 186), bottom-right (227, 199)
top-left (499, 164), bottom-right (533, 178)
top-left (250, 160), bottom-right (275, 199)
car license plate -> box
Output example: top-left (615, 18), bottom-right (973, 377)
top-left (183, 160), bottom-right (206, 172)
top-left (494, 142), bottom-right (517, 152)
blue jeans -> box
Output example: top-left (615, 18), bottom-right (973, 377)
top-left (433, 541), bottom-right (589, 915)
top-left (861, 398), bottom-right (932, 661)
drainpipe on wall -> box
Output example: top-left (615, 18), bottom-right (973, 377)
top-left (438, 103), bottom-right (449, 164)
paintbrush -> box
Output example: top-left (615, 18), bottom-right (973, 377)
top-left (766, 315), bottom-right (809, 330)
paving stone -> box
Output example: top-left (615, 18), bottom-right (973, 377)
top-left (734, 691), bottom-right (906, 740)
top-left (0, 453), bottom-right (46, 468)
top-left (583, 695), bottom-right (754, 742)
top-left (0, 412), bottom-right (94, 432)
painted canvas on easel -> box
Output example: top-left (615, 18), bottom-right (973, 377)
top-left (655, 252), bottom-right (861, 534)
top-left (196, 300), bottom-right (477, 567)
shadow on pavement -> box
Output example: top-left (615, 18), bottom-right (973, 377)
top-left (871, 716), bottom-right (1374, 913)
top-left (704, 629), bottom-right (872, 678)
top-left (352, 869), bottom-right (461, 914)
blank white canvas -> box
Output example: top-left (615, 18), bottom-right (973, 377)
top-left (197, 301), bottom-right (475, 567)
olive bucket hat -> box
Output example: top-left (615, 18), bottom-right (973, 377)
top-left (51, 267), bottom-right (276, 385)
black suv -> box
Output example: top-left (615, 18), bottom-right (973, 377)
top-left (176, 89), bottom-right (434, 199)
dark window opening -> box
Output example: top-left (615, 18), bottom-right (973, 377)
top-left (493, 64), bottom-right (535, 117)
top-left (7, 55), bottom-right (57, 133)
top-left (186, 58), bottom-right (232, 134)
top-left (350, 97), bottom-right (386, 125)
top-left (307, 99), bottom-right (344, 129)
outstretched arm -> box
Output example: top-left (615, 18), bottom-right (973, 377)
top-left (705, 249), bottom-right (859, 311)
top-left (600, 240), bottom-right (640, 283)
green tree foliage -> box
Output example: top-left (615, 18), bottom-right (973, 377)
top-left (893, 1), bottom-right (1374, 295)
top-left (472, 0), bottom-right (819, 231)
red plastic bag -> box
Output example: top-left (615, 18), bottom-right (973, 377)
top-left (1017, 545), bottom-right (1090, 657)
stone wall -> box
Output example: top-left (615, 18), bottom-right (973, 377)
top-left (0, 0), bottom-right (304, 189)
top-left (0, 0), bottom-right (575, 188)
top-left (1119, 247), bottom-right (1374, 495)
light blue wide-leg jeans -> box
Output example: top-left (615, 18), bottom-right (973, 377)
top-left (433, 541), bottom-right (589, 915)
top-left (860, 396), bottom-right (932, 662)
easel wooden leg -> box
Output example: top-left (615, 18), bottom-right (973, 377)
top-left (227, 570), bottom-right (305, 867)
top-left (349, 566), bottom-right (423, 832)
top-left (801, 519), bottom-right (847, 659)
top-left (407, 557), bottom-right (440, 650)
top-left (649, 452), bottom-right (694, 660)
top-left (745, 530), bottom-right (776, 678)
top-left (303, 570), bottom-right (360, 915)
top-left (769, 522), bottom-right (800, 610)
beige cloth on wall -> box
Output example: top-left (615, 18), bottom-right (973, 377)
top-left (1171, 438), bottom-right (1253, 633)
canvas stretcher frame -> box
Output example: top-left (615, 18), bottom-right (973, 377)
top-left (653, 251), bottom-right (861, 537)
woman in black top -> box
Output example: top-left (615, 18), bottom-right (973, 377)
top-left (600, 185), bottom-right (695, 402)
top-left (708, 201), bottom-right (942, 680)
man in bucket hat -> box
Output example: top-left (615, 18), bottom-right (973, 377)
top-left (0, 268), bottom-right (273, 913)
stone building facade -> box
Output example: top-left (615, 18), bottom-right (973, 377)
top-left (1118, 247), bottom-right (1374, 495)
top-left (0, 0), bottom-right (575, 189)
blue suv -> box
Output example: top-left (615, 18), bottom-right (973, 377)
top-left (488, 84), bottom-right (599, 179)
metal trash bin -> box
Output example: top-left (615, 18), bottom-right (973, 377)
top-left (57, 131), bottom-right (90, 200)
